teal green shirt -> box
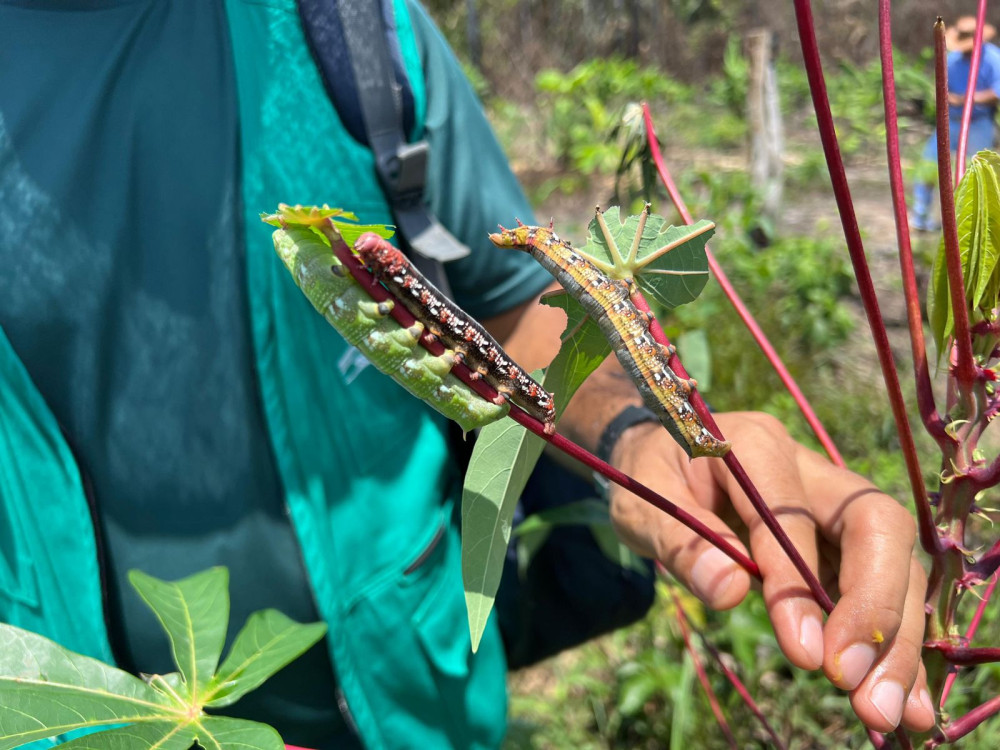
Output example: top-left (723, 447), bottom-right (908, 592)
top-left (0, 0), bottom-right (549, 747)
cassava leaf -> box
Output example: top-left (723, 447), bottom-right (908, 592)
top-left (0, 623), bottom-right (179, 750)
top-left (462, 418), bottom-right (546, 652)
top-left (462, 294), bottom-right (612, 651)
top-left (676, 329), bottom-right (712, 393)
top-left (927, 151), bottom-right (1000, 358)
top-left (575, 206), bottom-right (713, 310)
top-left (203, 610), bottom-right (327, 708)
top-left (128, 567), bottom-right (230, 699)
top-left (54, 717), bottom-right (283, 750)
top-left (512, 498), bottom-right (615, 534)
top-left (513, 499), bottom-right (648, 576)
top-left (0, 568), bottom-right (327, 749)
top-left (259, 203), bottom-right (394, 244)
top-left (53, 722), bottom-right (198, 750)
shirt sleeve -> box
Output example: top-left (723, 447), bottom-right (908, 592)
top-left (404, 0), bottom-right (553, 320)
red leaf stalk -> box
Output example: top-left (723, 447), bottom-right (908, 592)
top-left (925, 643), bottom-right (1000, 666)
top-left (877, 0), bottom-right (951, 452)
top-left (934, 18), bottom-right (978, 390)
top-left (970, 538), bottom-right (1000, 580)
top-left (640, 103), bottom-right (845, 468)
top-left (792, 0), bottom-right (937, 556)
top-left (668, 586), bottom-right (739, 749)
top-left (939, 572), bottom-right (999, 706)
top-left (663, 580), bottom-right (788, 750)
top-left (334, 230), bottom-right (762, 580)
top-left (928, 693), bottom-right (1000, 748)
top-left (630, 290), bottom-right (834, 614)
top-left (955, 0), bottom-right (990, 182)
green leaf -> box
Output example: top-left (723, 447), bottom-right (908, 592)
top-left (513, 498), bottom-right (650, 576)
top-left (512, 498), bottom-right (615, 534)
top-left (676, 329), bottom-right (712, 393)
top-left (54, 723), bottom-right (198, 749)
top-left (128, 567), bottom-right (229, 698)
top-left (669, 653), bottom-right (697, 748)
top-left (0, 623), bottom-right (179, 750)
top-left (462, 295), bottom-right (613, 651)
top-left (927, 150), bottom-right (1000, 358)
top-left (590, 523), bottom-right (650, 576)
top-left (259, 203), bottom-right (395, 243)
top-left (203, 610), bottom-right (327, 708)
top-left (55, 717), bottom-right (283, 750)
top-left (462, 418), bottom-right (546, 652)
top-left (0, 568), bottom-right (327, 748)
top-left (576, 206), bottom-right (713, 310)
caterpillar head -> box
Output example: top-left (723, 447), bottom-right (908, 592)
top-left (354, 232), bottom-right (405, 273)
top-left (489, 219), bottom-right (533, 249)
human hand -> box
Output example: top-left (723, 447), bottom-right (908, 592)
top-left (607, 411), bottom-right (935, 734)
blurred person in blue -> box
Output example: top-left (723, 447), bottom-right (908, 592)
top-left (0, 1), bottom-right (936, 747)
top-left (911, 15), bottom-right (1000, 232)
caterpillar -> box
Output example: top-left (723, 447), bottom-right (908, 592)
top-left (489, 222), bottom-right (730, 459)
top-left (272, 225), bottom-right (509, 433)
top-left (354, 233), bottom-right (556, 433)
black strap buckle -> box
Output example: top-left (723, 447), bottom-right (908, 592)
top-left (377, 139), bottom-right (429, 208)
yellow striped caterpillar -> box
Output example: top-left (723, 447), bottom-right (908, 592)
top-left (271, 224), bottom-right (510, 433)
top-left (354, 233), bottom-right (556, 433)
top-left (490, 222), bottom-right (730, 459)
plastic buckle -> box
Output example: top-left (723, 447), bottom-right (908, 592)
top-left (377, 140), bottom-right (428, 208)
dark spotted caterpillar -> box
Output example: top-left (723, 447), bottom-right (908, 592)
top-left (490, 222), bottom-right (730, 458)
top-left (271, 224), bottom-right (510, 432)
top-left (354, 234), bottom-right (556, 433)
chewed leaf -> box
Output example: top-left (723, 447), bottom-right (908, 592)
top-left (260, 203), bottom-right (394, 244)
top-left (576, 206), bottom-right (712, 310)
top-left (260, 203), bottom-right (358, 227)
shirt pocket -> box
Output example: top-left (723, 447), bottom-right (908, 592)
top-left (341, 521), bottom-right (507, 749)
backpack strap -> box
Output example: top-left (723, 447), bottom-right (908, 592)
top-left (297, 0), bottom-right (469, 295)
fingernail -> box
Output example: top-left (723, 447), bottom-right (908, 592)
top-left (690, 548), bottom-right (737, 603)
top-left (836, 643), bottom-right (877, 690)
top-left (798, 615), bottom-right (824, 667)
top-left (918, 688), bottom-right (935, 719)
top-left (870, 681), bottom-right (905, 728)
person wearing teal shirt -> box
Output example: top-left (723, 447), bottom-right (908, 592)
top-left (0, 1), bottom-right (935, 746)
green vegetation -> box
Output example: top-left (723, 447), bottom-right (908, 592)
top-left (485, 41), bottom-right (1000, 748)
top-left (0, 568), bottom-right (326, 749)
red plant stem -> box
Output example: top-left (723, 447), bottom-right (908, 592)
top-left (630, 290), bottom-right (834, 614)
top-left (792, 0), bottom-right (938, 556)
top-left (971, 539), bottom-right (1000, 580)
top-left (955, 0), bottom-right (990, 182)
top-left (668, 587), bottom-right (739, 749)
top-left (877, 0), bottom-right (951, 450)
top-left (332, 230), bottom-right (762, 580)
top-left (969, 455), bottom-right (1000, 492)
top-left (928, 693), bottom-right (1000, 747)
top-left (639, 103), bottom-right (846, 468)
top-left (941, 573), bottom-right (999, 706)
top-left (662, 578), bottom-right (789, 750)
top-left (934, 18), bottom-right (978, 389)
top-left (926, 643), bottom-right (1000, 665)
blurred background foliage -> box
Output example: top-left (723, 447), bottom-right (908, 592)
top-left (422, 1), bottom-right (1000, 747)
